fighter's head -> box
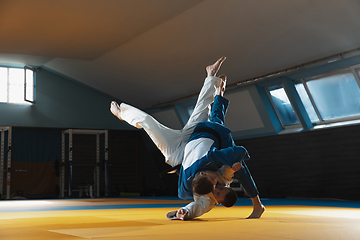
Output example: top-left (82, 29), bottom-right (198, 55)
top-left (192, 170), bottom-right (219, 195)
top-left (192, 171), bottom-right (238, 207)
top-left (213, 185), bottom-right (238, 207)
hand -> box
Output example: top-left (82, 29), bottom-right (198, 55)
top-left (176, 208), bottom-right (189, 220)
top-left (231, 162), bottom-right (242, 172)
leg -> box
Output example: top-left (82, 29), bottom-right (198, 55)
top-left (234, 162), bottom-right (265, 219)
top-left (182, 57), bottom-right (226, 135)
top-left (110, 102), bottom-right (182, 165)
top-left (110, 57), bottom-right (227, 166)
top-left (169, 57), bottom-right (228, 165)
top-left (110, 101), bottom-right (123, 120)
top-left (247, 195), bottom-right (265, 219)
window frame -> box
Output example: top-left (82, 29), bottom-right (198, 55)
top-left (297, 78), bottom-right (322, 123)
top-left (350, 63), bottom-right (360, 87)
top-left (24, 66), bottom-right (36, 104)
top-left (295, 66), bottom-right (360, 126)
top-left (266, 84), bottom-right (302, 129)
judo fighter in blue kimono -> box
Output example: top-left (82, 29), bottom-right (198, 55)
top-left (110, 57), bottom-right (265, 220)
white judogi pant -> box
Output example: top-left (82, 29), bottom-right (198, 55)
top-left (118, 76), bottom-right (222, 167)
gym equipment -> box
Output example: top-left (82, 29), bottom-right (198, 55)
top-left (0, 126), bottom-right (12, 200)
top-left (60, 129), bottom-right (109, 198)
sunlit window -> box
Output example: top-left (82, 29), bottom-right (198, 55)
top-left (295, 69), bottom-right (360, 122)
top-left (0, 68), bottom-right (7, 102)
top-left (0, 66), bottom-right (35, 104)
top-left (268, 85), bottom-right (299, 127)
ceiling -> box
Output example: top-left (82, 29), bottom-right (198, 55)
top-left (1, 0), bottom-right (360, 109)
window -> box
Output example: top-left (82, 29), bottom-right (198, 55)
top-left (268, 85), bottom-right (299, 127)
top-left (0, 68), bottom-right (7, 102)
top-left (0, 66), bottom-right (35, 104)
top-left (295, 68), bottom-right (360, 123)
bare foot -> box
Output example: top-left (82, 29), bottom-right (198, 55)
top-left (206, 57), bottom-right (226, 77)
top-left (110, 101), bottom-right (123, 120)
top-left (246, 205), bottom-right (265, 219)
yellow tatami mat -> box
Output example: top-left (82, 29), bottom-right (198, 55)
top-left (1, 198), bottom-right (360, 240)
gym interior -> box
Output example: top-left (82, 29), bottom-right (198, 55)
top-left (1, 1), bottom-right (360, 239)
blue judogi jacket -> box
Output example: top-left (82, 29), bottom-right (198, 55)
top-left (178, 95), bottom-right (250, 200)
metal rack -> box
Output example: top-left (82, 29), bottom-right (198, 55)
top-left (0, 126), bottom-right (12, 200)
top-left (60, 129), bottom-right (109, 198)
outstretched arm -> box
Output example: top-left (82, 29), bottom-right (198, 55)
top-left (167, 194), bottom-right (216, 220)
top-left (166, 208), bottom-right (189, 220)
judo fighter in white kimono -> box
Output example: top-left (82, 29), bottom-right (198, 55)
top-left (110, 57), bottom-right (265, 220)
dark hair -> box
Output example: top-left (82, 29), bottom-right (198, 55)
top-left (221, 188), bottom-right (238, 207)
top-left (192, 174), bottom-right (214, 195)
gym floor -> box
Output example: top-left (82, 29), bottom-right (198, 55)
top-left (1, 197), bottom-right (360, 240)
